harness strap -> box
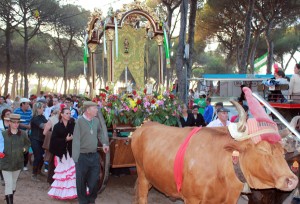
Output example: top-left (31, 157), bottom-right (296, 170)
top-left (174, 127), bottom-right (202, 193)
top-left (232, 156), bottom-right (251, 194)
top-left (233, 161), bottom-right (246, 183)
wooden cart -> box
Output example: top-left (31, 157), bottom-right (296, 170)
top-left (97, 111), bottom-right (136, 193)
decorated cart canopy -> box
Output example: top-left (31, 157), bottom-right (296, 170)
top-left (84, 1), bottom-right (180, 128)
top-left (85, 1), bottom-right (170, 89)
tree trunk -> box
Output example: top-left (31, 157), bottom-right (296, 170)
top-left (175, 0), bottom-right (188, 103)
top-left (249, 30), bottom-right (261, 73)
top-left (63, 57), bottom-right (67, 94)
top-left (4, 23), bottom-right (12, 96)
top-left (37, 76), bottom-right (41, 94)
top-left (59, 78), bottom-right (63, 94)
top-left (11, 73), bottom-right (17, 99)
top-left (68, 79), bottom-right (71, 94)
top-left (284, 50), bottom-right (297, 71)
top-left (264, 20), bottom-right (274, 74)
top-left (239, 0), bottom-right (255, 74)
top-left (187, 0), bottom-right (197, 84)
top-left (20, 72), bottom-right (23, 96)
top-left (24, 36), bottom-right (29, 97)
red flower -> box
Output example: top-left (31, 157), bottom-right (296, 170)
top-left (151, 99), bottom-right (156, 104)
top-left (136, 99), bottom-right (142, 105)
top-left (143, 88), bottom-right (147, 94)
top-left (105, 86), bottom-right (109, 91)
top-left (107, 102), bottom-right (112, 107)
top-left (169, 94), bottom-right (175, 100)
top-left (133, 90), bottom-right (137, 95)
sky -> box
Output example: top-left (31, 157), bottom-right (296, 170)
top-left (73, 0), bottom-right (135, 14)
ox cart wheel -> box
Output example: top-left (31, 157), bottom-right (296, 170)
top-left (97, 110), bottom-right (110, 193)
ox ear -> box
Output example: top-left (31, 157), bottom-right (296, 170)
top-left (224, 143), bottom-right (243, 153)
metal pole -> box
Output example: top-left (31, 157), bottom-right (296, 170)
top-left (252, 92), bottom-right (300, 140)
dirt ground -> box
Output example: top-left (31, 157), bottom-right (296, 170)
top-left (0, 167), bottom-right (185, 204)
top-left (0, 166), bottom-right (293, 204)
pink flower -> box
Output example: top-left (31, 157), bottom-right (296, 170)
top-left (144, 101), bottom-right (150, 108)
top-left (157, 100), bottom-right (164, 106)
top-left (133, 107), bottom-right (138, 112)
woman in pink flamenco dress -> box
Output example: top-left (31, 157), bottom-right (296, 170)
top-left (48, 108), bottom-right (76, 199)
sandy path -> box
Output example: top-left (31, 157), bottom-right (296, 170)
top-left (0, 168), bottom-right (183, 204)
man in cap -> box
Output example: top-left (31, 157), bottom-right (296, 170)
top-left (13, 98), bottom-right (32, 171)
top-left (212, 102), bottom-right (224, 121)
top-left (207, 107), bottom-right (231, 127)
top-left (72, 101), bottom-right (109, 204)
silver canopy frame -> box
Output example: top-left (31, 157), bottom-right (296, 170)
top-left (252, 92), bottom-right (300, 140)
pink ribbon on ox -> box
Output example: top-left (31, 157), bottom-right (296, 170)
top-left (174, 127), bottom-right (202, 193)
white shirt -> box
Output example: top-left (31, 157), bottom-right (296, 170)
top-left (289, 74), bottom-right (300, 96)
top-left (207, 119), bottom-right (231, 127)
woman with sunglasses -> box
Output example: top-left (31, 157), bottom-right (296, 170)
top-left (0, 114), bottom-right (30, 204)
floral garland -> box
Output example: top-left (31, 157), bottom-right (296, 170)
top-left (94, 86), bottom-right (183, 127)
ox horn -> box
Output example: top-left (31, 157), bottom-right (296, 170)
top-left (230, 100), bottom-right (247, 132)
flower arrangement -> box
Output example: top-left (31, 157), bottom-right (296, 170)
top-left (95, 86), bottom-right (183, 127)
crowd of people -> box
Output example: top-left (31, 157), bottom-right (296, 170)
top-left (0, 63), bottom-right (299, 203)
top-left (183, 89), bottom-right (236, 128)
top-left (182, 63), bottom-right (300, 129)
top-left (0, 91), bottom-right (109, 204)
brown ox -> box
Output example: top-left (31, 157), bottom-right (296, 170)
top-left (131, 103), bottom-right (298, 204)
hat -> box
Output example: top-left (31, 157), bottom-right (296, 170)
top-left (217, 107), bottom-right (230, 113)
top-left (37, 98), bottom-right (47, 103)
top-left (83, 101), bottom-right (98, 107)
top-left (215, 102), bottom-right (223, 107)
top-left (20, 98), bottom-right (30, 103)
top-left (4, 114), bottom-right (25, 122)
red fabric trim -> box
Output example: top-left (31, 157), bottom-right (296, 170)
top-left (48, 195), bottom-right (77, 200)
top-left (174, 127), bottom-right (202, 193)
top-left (262, 102), bottom-right (300, 109)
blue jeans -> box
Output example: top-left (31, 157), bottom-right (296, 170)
top-left (75, 152), bottom-right (100, 204)
top-left (30, 139), bottom-right (44, 173)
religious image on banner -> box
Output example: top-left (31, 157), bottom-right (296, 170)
top-left (109, 25), bottom-right (146, 88)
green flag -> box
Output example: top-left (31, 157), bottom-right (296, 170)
top-left (83, 35), bottom-right (89, 76)
top-left (254, 52), bottom-right (268, 72)
top-left (163, 25), bottom-right (170, 68)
